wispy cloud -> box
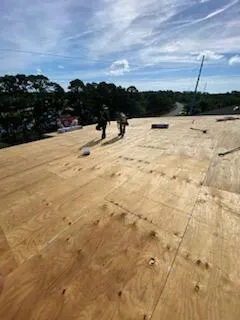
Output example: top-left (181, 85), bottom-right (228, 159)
top-left (0, 0), bottom-right (71, 72)
top-left (0, 0), bottom-right (240, 92)
top-left (192, 0), bottom-right (239, 24)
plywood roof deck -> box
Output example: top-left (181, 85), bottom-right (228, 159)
top-left (0, 116), bottom-right (239, 320)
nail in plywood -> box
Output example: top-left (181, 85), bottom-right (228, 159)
top-left (0, 116), bottom-right (239, 319)
top-left (0, 203), bottom-right (180, 320)
top-left (106, 187), bottom-right (189, 237)
top-left (151, 187), bottom-right (240, 320)
top-left (108, 170), bottom-right (200, 213)
top-left (5, 173), bottom-right (132, 264)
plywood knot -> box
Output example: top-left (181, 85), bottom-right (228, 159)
top-left (93, 219), bottom-right (100, 225)
top-left (194, 284), bottom-right (200, 293)
top-left (118, 290), bottom-right (122, 297)
top-left (120, 212), bottom-right (127, 219)
top-left (131, 220), bottom-right (137, 228)
top-left (149, 257), bottom-right (156, 266)
top-left (196, 259), bottom-right (202, 266)
top-left (62, 288), bottom-right (66, 295)
top-left (149, 230), bottom-right (157, 238)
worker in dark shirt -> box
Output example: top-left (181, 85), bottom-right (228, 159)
top-left (98, 105), bottom-right (110, 139)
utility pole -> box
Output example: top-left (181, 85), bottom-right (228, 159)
top-left (188, 55), bottom-right (205, 115)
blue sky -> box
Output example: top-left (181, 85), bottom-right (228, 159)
top-left (1, 0), bottom-right (240, 92)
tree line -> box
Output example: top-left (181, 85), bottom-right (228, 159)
top-left (0, 74), bottom-right (239, 146)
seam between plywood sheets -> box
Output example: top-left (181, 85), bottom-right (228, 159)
top-left (0, 151), bottom-right (73, 182)
top-left (149, 132), bottom-right (219, 319)
top-left (107, 199), bottom-right (161, 229)
top-left (149, 187), bottom-right (203, 319)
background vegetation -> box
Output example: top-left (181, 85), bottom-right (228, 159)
top-left (0, 74), bottom-right (239, 146)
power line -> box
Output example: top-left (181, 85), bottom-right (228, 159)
top-left (0, 48), bottom-right (87, 60)
top-left (0, 48), bottom-right (136, 65)
top-left (0, 48), bottom-right (198, 70)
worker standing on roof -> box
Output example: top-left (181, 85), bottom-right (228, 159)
top-left (98, 105), bottom-right (110, 139)
top-left (117, 112), bottom-right (128, 137)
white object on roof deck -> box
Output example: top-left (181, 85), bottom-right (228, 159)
top-left (82, 147), bottom-right (90, 156)
top-left (57, 125), bottom-right (83, 133)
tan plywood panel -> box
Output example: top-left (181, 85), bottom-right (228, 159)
top-left (0, 227), bottom-right (18, 277)
top-left (0, 203), bottom-right (180, 320)
top-left (151, 187), bottom-right (240, 320)
top-left (205, 130), bottom-right (240, 194)
top-left (0, 116), bottom-right (239, 319)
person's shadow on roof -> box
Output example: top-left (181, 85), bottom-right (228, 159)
top-left (101, 136), bottom-right (121, 146)
top-left (79, 138), bottom-right (102, 149)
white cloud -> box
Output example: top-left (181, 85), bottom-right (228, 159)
top-left (229, 55), bottom-right (240, 66)
top-left (195, 50), bottom-right (224, 61)
top-left (82, 0), bottom-right (240, 68)
top-left (109, 59), bottom-right (130, 75)
top-left (36, 68), bottom-right (42, 74)
top-left (58, 65), bottom-right (64, 69)
top-left (116, 75), bottom-right (240, 93)
top-left (139, 47), bottom-right (224, 65)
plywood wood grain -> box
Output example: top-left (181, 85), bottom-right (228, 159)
top-left (0, 202), bottom-right (180, 320)
top-left (151, 187), bottom-right (240, 320)
top-left (0, 227), bottom-right (18, 277)
top-left (205, 129), bottom-right (240, 194)
top-left (0, 116), bottom-right (239, 319)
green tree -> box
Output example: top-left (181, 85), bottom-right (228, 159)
top-left (68, 79), bottom-right (85, 93)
